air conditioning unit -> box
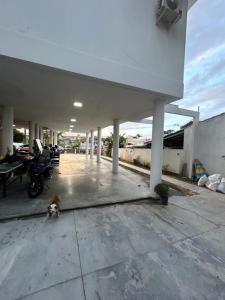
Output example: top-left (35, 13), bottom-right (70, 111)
top-left (156, 0), bottom-right (182, 27)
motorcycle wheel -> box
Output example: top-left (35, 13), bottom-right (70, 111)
top-left (28, 178), bottom-right (44, 198)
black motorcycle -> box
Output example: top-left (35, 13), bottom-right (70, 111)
top-left (27, 160), bottom-right (53, 198)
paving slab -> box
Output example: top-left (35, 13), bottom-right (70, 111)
top-left (170, 195), bottom-right (225, 225)
top-left (1, 194), bottom-right (225, 299)
top-left (84, 246), bottom-right (225, 300)
top-left (174, 228), bottom-right (225, 283)
top-left (75, 204), bottom-right (185, 275)
top-left (146, 201), bottom-right (217, 237)
top-left (18, 278), bottom-right (85, 300)
top-left (0, 212), bottom-right (81, 300)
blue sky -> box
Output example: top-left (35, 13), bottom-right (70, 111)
top-left (103, 0), bottom-right (225, 138)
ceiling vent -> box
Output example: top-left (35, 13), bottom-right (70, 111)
top-left (156, 0), bottom-right (182, 27)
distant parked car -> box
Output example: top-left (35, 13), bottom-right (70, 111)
top-left (13, 143), bottom-right (23, 150)
top-left (17, 144), bottom-right (30, 153)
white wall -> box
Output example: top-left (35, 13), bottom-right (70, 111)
top-left (0, 0), bottom-right (188, 98)
top-left (119, 148), bottom-right (184, 175)
top-left (188, 114), bottom-right (225, 177)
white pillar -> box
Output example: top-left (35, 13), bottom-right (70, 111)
top-left (1, 106), bottom-right (14, 156)
top-left (35, 124), bottom-right (39, 139)
top-left (24, 128), bottom-right (27, 144)
top-left (39, 127), bottom-right (43, 142)
top-left (55, 132), bottom-right (58, 146)
top-left (50, 130), bottom-right (53, 145)
top-left (149, 101), bottom-right (165, 197)
top-left (52, 131), bottom-right (55, 145)
top-left (97, 127), bottom-right (102, 163)
top-left (112, 119), bottom-right (119, 174)
top-left (29, 121), bottom-right (35, 150)
top-left (90, 130), bottom-right (94, 159)
top-left (86, 132), bottom-right (89, 157)
top-left (188, 115), bottom-right (199, 179)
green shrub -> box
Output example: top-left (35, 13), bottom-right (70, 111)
top-left (154, 183), bottom-right (169, 198)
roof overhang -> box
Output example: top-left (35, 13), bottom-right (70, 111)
top-left (188, 0), bottom-right (198, 10)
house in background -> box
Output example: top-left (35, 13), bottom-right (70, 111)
top-left (120, 112), bottom-right (225, 178)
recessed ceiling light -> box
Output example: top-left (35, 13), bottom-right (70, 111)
top-left (70, 118), bottom-right (77, 122)
top-left (70, 125), bottom-right (74, 128)
top-left (73, 101), bottom-right (83, 108)
top-left (13, 124), bottom-right (15, 127)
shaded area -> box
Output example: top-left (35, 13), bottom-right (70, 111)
top-left (0, 154), bottom-right (152, 219)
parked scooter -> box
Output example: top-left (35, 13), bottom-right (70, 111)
top-left (27, 159), bottom-right (52, 198)
top-left (27, 140), bottom-right (53, 198)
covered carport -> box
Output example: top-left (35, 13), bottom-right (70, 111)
top-left (0, 0), bottom-right (196, 216)
top-left (0, 54), bottom-right (172, 205)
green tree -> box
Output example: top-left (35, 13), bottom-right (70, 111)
top-left (164, 129), bottom-right (174, 135)
top-left (104, 133), bottom-right (126, 157)
top-left (71, 139), bottom-right (81, 150)
top-left (57, 132), bottom-right (65, 147)
top-left (13, 129), bottom-right (25, 143)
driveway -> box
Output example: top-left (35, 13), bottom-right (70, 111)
top-left (1, 194), bottom-right (225, 300)
top-left (0, 154), bottom-right (153, 219)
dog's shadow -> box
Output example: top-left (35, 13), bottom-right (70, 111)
top-left (44, 215), bottom-right (60, 223)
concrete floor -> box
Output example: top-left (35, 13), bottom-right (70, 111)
top-left (1, 194), bottom-right (225, 300)
top-left (0, 154), bottom-right (155, 219)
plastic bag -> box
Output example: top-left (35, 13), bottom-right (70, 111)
top-left (198, 175), bottom-right (208, 187)
top-left (205, 180), bottom-right (220, 192)
top-left (217, 178), bottom-right (225, 194)
top-left (208, 174), bottom-right (222, 183)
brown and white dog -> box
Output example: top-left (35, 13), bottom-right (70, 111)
top-left (47, 195), bottom-right (60, 217)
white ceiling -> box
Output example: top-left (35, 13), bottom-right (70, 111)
top-left (0, 55), bottom-right (176, 132)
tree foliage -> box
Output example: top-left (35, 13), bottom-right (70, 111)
top-left (13, 129), bottom-right (25, 143)
top-left (104, 133), bottom-right (126, 157)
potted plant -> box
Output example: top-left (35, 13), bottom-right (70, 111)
top-left (154, 183), bottom-right (169, 205)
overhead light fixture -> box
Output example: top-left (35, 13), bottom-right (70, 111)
top-left (73, 101), bottom-right (83, 108)
top-left (70, 125), bottom-right (74, 128)
top-left (70, 118), bottom-right (77, 122)
top-left (13, 124), bottom-right (15, 127)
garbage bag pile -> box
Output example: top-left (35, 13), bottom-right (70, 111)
top-left (198, 173), bottom-right (225, 194)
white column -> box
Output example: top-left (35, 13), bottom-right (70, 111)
top-left (97, 127), bottom-right (102, 163)
top-left (90, 130), bottom-right (94, 159)
top-left (52, 131), bottom-right (55, 145)
top-left (188, 115), bottom-right (199, 179)
top-left (86, 132), bottom-right (89, 157)
top-left (112, 119), bottom-right (120, 174)
top-left (24, 128), bottom-right (27, 144)
top-left (55, 131), bottom-right (58, 146)
top-left (149, 101), bottom-right (165, 197)
top-left (1, 106), bottom-right (14, 156)
top-left (35, 124), bottom-right (39, 139)
top-left (39, 127), bottom-right (43, 142)
top-left (50, 130), bottom-right (53, 145)
top-left (29, 121), bottom-right (35, 150)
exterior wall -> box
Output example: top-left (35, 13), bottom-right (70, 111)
top-left (187, 114), bottom-right (225, 177)
top-left (119, 148), bottom-right (151, 167)
top-left (0, 0), bottom-right (188, 98)
top-left (119, 148), bottom-right (184, 175)
top-left (163, 148), bottom-right (184, 174)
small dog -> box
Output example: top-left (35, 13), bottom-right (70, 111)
top-left (47, 195), bottom-right (60, 217)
